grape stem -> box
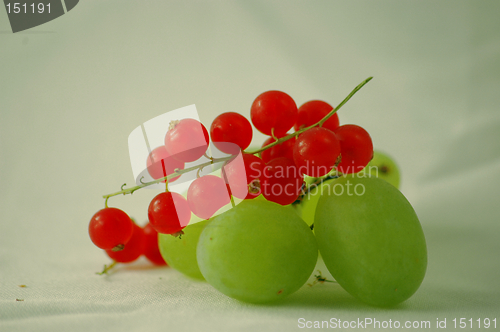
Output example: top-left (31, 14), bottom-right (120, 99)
top-left (250, 76), bottom-right (373, 155)
top-left (101, 77), bottom-right (372, 202)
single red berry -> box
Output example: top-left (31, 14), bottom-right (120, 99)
top-left (187, 175), bottom-right (231, 220)
top-left (146, 146), bottom-right (184, 183)
top-left (143, 222), bottom-right (167, 266)
top-left (293, 127), bottom-right (341, 177)
top-left (164, 118), bottom-right (210, 163)
top-left (89, 207), bottom-right (134, 250)
top-left (105, 222), bottom-right (145, 263)
top-left (334, 124), bottom-right (373, 174)
top-left (222, 153), bottom-right (265, 200)
top-left (148, 192), bottom-right (191, 234)
top-left (261, 157), bottom-right (303, 205)
top-left (210, 112), bottom-right (253, 155)
top-left (294, 100), bottom-right (339, 132)
top-left (250, 90), bottom-right (298, 137)
top-left (260, 135), bottom-right (296, 164)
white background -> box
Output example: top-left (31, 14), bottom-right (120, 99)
top-left (1, 1), bottom-right (499, 331)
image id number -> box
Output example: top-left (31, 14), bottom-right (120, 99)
top-left (6, 2), bottom-right (51, 14)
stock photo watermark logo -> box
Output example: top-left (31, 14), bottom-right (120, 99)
top-left (128, 105), bottom-right (247, 220)
top-left (3, 0), bottom-right (79, 33)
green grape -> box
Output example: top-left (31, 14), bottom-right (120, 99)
top-left (197, 199), bottom-right (318, 303)
top-left (293, 179), bottom-right (332, 227)
top-left (364, 150), bottom-right (401, 188)
top-left (158, 219), bottom-right (209, 280)
top-left (314, 175), bottom-right (427, 307)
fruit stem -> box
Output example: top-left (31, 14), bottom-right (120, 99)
top-left (96, 261), bottom-right (117, 275)
top-left (293, 173), bottom-right (340, 205)
top-left (101, 77), bottom-right (372, 202)
top-left (249, 76), bottom-right (373, 155)
top-left (102, 156), bottom-right (232, 200)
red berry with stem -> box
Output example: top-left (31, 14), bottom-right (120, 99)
top-left (210, 112), bottom-right (253, 155)
top-left (261, 157), bottom-right (303, 206)
top-left (146, 146), bottom-right (184, 183)
top-left (105, 222), bottom-right (145, 263)
top-left (143, 222), bottom-right (167, 266)
top-left (148, 192), bottom-right (191, 234)
top-left (187, 175), bottom-right (231, 220)
top-left (294, 100), bottom-right (339, 132)
top-left (222, 153), bottom-right (265, 200)
top-left (89, 207), bottom-right (134, 250)
top-left (250, 90), bottom-right (298, 137)
top-left (334, 124), bottom-right (373, 174)
top-left (164, 118), bottom-right (210, 163)
top-left (260, 135), bottom-right (296, 164)
top-left (293, 127), bottom-right (341, 177)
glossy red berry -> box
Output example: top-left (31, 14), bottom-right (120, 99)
top-left (164, 118), bottom-right (210, 163)
top-left (105, 222), bottom-right (145, 263)
top-left (294, 100), bottom-right (339, 132)
top-left (146, 146), bottom-right (184, 182)
top-left (148, 192), bottom-right (191, 234)
top-left (210, 112), bottom-right (253, 155)
top-left (261, 157), bottom-right (303, 205)
top-left (260, 136), bottom-right (296, 164)
top-left (334, 124), bottom-right (373, 174)
top-left (222, 153), bottom-right (265, 200)
top-left (89, 207), bottom-right (134, 250)
top-left (250, 90), bottom-right (298, 137)
top-left (187, 175), bottom-right (231, 220)
top-left (143, 222), bottom-right (167, 266)
top-left (293, 127), bottom-right (341, 177)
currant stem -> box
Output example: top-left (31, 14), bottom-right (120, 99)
top-left (96, 261), bottom-right (117, 275)
top-left (249, 76), bottom-right (373, 155)
top-left (101, 77), bottom-right (372, 202)
top-left (102, 156), bottom-right (232, 200)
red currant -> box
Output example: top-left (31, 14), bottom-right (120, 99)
top-left (210, 112), bottom-right (253, 155)
top-left (222, 153), bottom-right (265, 200)
top-left (148, 192), bottom-right (191, 234)
top-left (261, 157), bottom-right (303, 205)
top-left (164, 118), bottom-right (210, 163)
top-left (143, 222), bottom-right (167, 266)
top-left (187, 175), bottom-right (231, 220)
top-left (293, 127), bottom-right (341, 177)
top-left (334, 124), bottom-right (373, 174)
top-left (260, 136), bottom-right (296, 164)
top-left (146, 146), bottom-right (184, 182)
top-left (89, 207), bottom-right (134, 250)
top-left (250, 90), bottom-right (298, 137)
top-left (294, 100), bottom-right (339, 132)
top-left (105, 222), bottom-right (145, 263)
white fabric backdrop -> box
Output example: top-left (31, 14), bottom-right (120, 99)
top-left (1, 1), bottom-right (499, 331)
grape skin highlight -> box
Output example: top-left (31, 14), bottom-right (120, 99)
top-left (197, 199), bottom-right (318, 303)
top-left (314, 176), bottom-right (427, 307)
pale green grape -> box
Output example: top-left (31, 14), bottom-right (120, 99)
top-left (293, 179), bottom-right (332, 227)
top-left (314, 175), bottom-right (427, 307)
top-left (364, 150), bottom-right (401, 188)
top-left (158, 219), bottom-right (209, 280)
top-left (197, 199), bottom-right (318, 303)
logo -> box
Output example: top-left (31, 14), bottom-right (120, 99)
top-left (128, 105), bottom-right (246, 219)
top-left (3, 0), bottom-right (79, 33)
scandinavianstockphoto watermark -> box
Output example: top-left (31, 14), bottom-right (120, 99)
top-left (297, 317), bottom-right (497, 329)
top-left (298, 317), bottom-right (433, 329)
